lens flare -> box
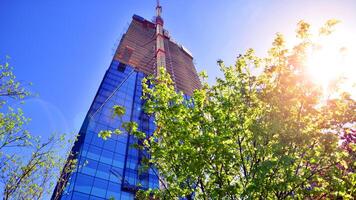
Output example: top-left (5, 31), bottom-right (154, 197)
top-left (305, 28), bottom-right (356, 98)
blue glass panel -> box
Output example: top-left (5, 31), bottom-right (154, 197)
top-left (57, 63), bottom-right (160, 199)
top-left (86, 145), bottom-right (101, 161)
top-left (121, 191), bottom-right (134, 200)
top-left (112, 153), bottom-right (125, 168)
top-left (100, 150), bottom-right (114, 165)
top-left (96, 162), bottom-right (110, 180)
top-left (91, 133), bottom-right (105, 147)
top-left (72, 192), bottom-right (90, 200)
top-left (127, 158), bottom-right (138, 170)
top-left (74, 173), bottom-right (94, 194)
top-left (81, 159), bottom-right (98, 176)
top-left (106, 182), bottom-right (121, 199)
top-left (115, 142), bottom-right (127, 154)
top-left (91, 178), bottom-right (108, 198)
top-left (102, 139), bottom-right (116, 151)
top-left (109, 166), bottom-right (123, 183)
top-left (89, 196), bottom-right (105, 200)
top-left (84, 131), bottom-right (94, 144)
top-left (67, 175), bottom-right (75, 192)
top-left (59, 191), bottom-right (71, 200)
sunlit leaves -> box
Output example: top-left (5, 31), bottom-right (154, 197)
top-left (98, 130), bottom-right (113, 140)
top-left (97, 21), bottom-right (355, 199)
top-left (319, 19), bottom-right (340, 36)
top-left (0, 60), bottom-right (75, 200)
top-left (113, 105), bottom-right (125, 117)
top-left (297, 20), bottom-right (311, 39)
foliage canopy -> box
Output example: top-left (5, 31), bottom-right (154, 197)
top-left (101, 20), bottom-right (355, 199)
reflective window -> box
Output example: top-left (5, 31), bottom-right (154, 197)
top-left (121, 192), bottom-right (134, 200)
top-left (72, 192), bottom-right (90, 200)
top-left (91, 178), bottom-right (108, 198)
top-left (59, 64), bottom-right (159, 199)
top-left (112, 153), bottom-right (125, 168)
top-left (106, 182), bottom-right (121, 199)
top-left (87, 145), bottom-right (101, 161)
top-left (100, 150), bottom-right (114, 165)
top-left (96, 163), bottom-right (110, 180)
top-left (103, 139), bottom-right (116, 151)
top-left (81, 159), bottom-right (98, 176)
top-left (74, 173), bottom-right (94, 194)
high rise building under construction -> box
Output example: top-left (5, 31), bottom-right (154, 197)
top-left (52, 2), bottom-right (201, 199)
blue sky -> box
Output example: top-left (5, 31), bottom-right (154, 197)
top-left (0, 0), bottom-right (355, 139)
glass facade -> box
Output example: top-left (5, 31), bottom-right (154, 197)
top-left (58, 61), bottom-right (159, 200)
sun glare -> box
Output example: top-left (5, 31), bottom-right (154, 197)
top-left (305, 27), bottom-right (356, 98)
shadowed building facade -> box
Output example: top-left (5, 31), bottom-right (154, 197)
top-left (52, 3), bottom-right (200, 200)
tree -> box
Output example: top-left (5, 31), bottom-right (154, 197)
top-left (0, 59), bottom-right (74, 200)
top-left (101, 20), bottom-right (355, 199)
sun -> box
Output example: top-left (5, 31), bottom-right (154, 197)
top-left (304, 27), bottom-right (356, 98)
